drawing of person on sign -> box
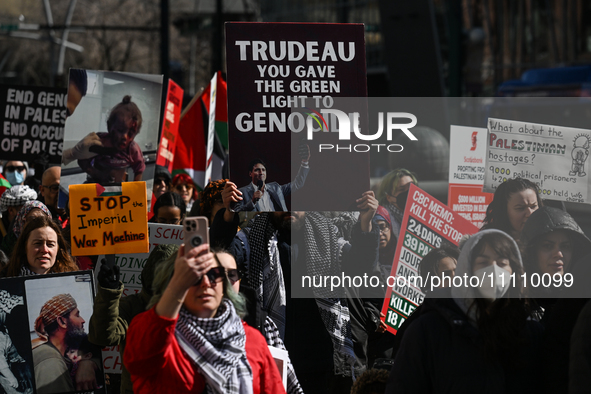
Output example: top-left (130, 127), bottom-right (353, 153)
top-left (569, 134), bottom-right (591, 177)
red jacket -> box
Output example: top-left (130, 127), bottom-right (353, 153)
top-left (125, 307), bottom-right (286, 394)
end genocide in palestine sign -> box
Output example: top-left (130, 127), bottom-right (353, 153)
top-left (0, 85), bottom-right (67, 164)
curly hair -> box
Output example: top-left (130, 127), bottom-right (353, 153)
top-left (199, 179), bottom-right (227, 222)
top-left (2, 215), bottom-right (78, 277)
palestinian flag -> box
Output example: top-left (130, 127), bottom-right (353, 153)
top-left (0, 174), bottom-right (11, 198)
top-left (172, 71), bottom-right (228, 190)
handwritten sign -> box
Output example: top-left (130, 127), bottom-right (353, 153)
top-left (69, 182), bottom-right (149, 256)
top-left (381, 184), bottom-right (478, 334)
top-left (448, 125), bottom-right (494, 228)
top-left (484, 118), bottom-right (591, 203)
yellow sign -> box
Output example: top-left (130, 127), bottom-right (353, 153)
top-left (69, 182), bottom-right (149, 256)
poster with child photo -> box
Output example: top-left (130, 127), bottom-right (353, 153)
top-left (60, 69), bottom-right (163, 208)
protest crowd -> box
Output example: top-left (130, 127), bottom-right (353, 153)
top-left (0, 20), bottom-right (590, 394)
top-left (1, 149), bottom-right (591, 394)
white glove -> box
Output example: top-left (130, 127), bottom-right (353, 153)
top-left (62, 132), bottom-right (103, 165)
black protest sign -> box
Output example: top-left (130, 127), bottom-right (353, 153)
top-left (0, 271), bottom-right (105, 394)
top-left (0, 85), bottom-right (67, 164)
top-left (226, 22), bottom-right (369, 211)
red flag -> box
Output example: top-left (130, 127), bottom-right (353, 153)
top-left (172, 72), bottom-right (228, 190)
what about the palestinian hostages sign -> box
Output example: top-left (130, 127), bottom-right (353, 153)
top-left (484, 117), bottom-right (591, 203)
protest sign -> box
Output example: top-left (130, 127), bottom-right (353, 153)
top-left (155, 79), bottom-right (184, 173)
top-left (69, 182), bottom-right (149, 256)
top-left (484, 117), bottom-right (591, 203)
top-left (448, 125), bottom-right (494, 228)
top-left (381, 184), bottom-right (478, 334)
top-left (0, 271), bottom-right (104, 394)
top-left (60, 69), bottom-right (163, 209)
top-left (97, 222), bottom-right (184, 374)
top-left (0, 85), bottom-right (67, 164)
top-left (226, 22), bottom-right (369, 211)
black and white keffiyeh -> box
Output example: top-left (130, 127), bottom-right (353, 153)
top-left (303, 212), bottom-right (357, 378)
top-left (0, 185), bottom-right (37, 212)
top-left (263, 316), bottom-right (304, 394)
top-left (20, 265), bottom-right (38, 277)
top-left (0, 290), bottom-right (23, 314)
top-left (176, 300), bottom-right (253, 394)
top-left (243, 213), bottom-right (287, 338)
top-left (384, 203), bottom-right (403, 238)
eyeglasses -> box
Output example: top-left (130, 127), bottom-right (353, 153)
top-left (377, 223), bottom-right (390, 233)
top-left (226, 269), bottom-right (241, 284)
top-left (42, 184), bottom-right (60, 192)
top-left (175, 184), bottom-right (193, 191)
top-left (6, 165), bottom-right (25, 172)
top-left (196, 267), bottom-right (225, 286)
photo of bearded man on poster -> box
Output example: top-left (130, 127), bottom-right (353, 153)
top-left (32, 294), bottom-right (97, 394)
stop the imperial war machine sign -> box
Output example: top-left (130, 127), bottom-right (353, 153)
top-left (69, 182), bottom-right (149, 256)
top-left (381, 184), bottom-right (478, 334)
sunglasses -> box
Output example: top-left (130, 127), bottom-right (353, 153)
top-left (42, 184), bottom-right (60, 192)
top-left (226, 269), bottom-right (241, 284)
top-left (196, 267), bottom-right (225, 286)
top-left (6, 165), bottom-right (25, 172)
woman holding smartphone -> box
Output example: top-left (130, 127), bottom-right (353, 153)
top-left (125, 244), bottom-right (285, 394)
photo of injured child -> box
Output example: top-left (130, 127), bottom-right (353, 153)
top-left (71, 96), bottom-right (145, 184)
top-left (60, 69), bottom-right (163, 204)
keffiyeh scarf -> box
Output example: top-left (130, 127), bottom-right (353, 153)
top-left (13, 200), bottom-right (52, 238)
top-left (384, 203), bottom-right (404, 238)
top-left (176, 300), bottom-right (253, 394)
top-left (303, 212), bottom-right (357, 378)
top-left (242, 213), bottom-right (287, 338)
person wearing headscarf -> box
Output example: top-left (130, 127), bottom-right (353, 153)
top-left (521, 207), bottom-right (591, 394)
top-left (32, 294), bottom-right (85, 394)
top-left (1, 201), bottom-right (51, 257)
top-left (0, 185), bottom-right (37, 244)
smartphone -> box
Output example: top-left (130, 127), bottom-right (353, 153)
top-left (183, 216), bottom-right (210, 254)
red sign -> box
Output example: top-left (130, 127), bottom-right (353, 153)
top-left (381, 184), bottom-right (479, 334)
top-left (156, 79), bottom-right (184, 172)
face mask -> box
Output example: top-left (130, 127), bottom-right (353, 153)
top-left (473, 264), bottom-right (511, 301)
top-left (6, 171), bottom-right (24, 185)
